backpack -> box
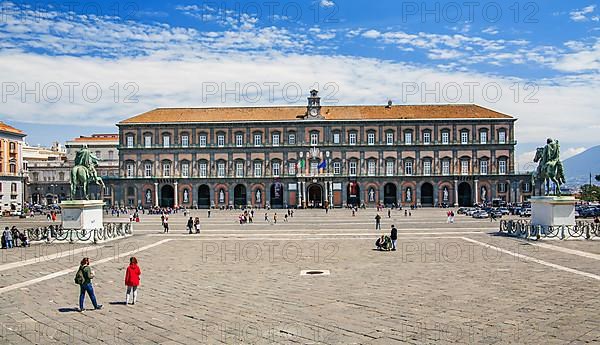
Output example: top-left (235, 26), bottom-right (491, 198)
top-left (74, 267), bottom-right (85, 285)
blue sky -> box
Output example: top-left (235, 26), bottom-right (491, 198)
top-left (1, 0), bottom-right (599, 168)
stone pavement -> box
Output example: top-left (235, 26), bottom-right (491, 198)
top-left (1, 208), bottom-right (599, 344)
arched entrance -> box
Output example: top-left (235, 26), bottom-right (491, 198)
top-left (160, 185), bottom-right (174, 208)
top-left (307, 184), bottom-right (323, 208)
top-left (270, 182), bottom-right (284, 209)
top-left (458, 182), bottom-right (472, 207)
top-left (197, 185), bottom-right (210, 209)
top-left (234, 184), bottom-right (247, 208)
top-left (347, 182), bottom-right (360, 206)
top-left (383, 183), bottom-right (397, 206)
top-left (420, 182), bottom-right (434, 207)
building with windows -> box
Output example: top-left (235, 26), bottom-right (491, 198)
top-left (113, 91), bottom-right (532, 209)
top-left (24, 142), bottom-right (69, 205)
top-left (0, 121), bottom-right (26, 214)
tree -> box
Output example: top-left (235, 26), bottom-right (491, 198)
top-left (596, 174), bottom-right (600, 182)
top-left (580, 184), bottom-right (600, 202)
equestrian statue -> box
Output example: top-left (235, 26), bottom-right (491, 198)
top-left (70, 145), bottom-right (105, 200)
top-left (533, 138), bottom-right (566, 196)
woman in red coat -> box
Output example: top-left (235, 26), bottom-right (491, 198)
top-left (125, 257), bottom-right (141, 305)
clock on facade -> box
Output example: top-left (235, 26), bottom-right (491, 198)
top-left (310, 108), bottom-right (318, 117)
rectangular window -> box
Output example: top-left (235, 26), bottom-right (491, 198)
top-left (423, 132), bottom-right (431, 144)
top-left (499, 160), bottom-right (507, 174)
top-left (181, 135), bottom-right (189, 147)
top-left (349, 133), bottom-right (357, 145)
top-left (498, 131), bottom-right (506, 144)
top-left (272, 162), bottom-right (280, 176)
top-left (442, 132), bottom-right (449, 144)
top-left (288, 162), bottom-right (296, 175)
top-left (144, 163), bottom-right (152, 178)
top-left (254, 162), bottom-right (262, 177)
top-left (310, 162), bottom-right (318, 175)
top-left (236, 162), bottom-right (244, 177)
top-left (498, 183), bottom-right (507, 193)
top-left (367, 133), bottom-right (375, 145)
top-left (367, 160), bottom-right (376, 176)
top-left (126, 163), bottom-right (134, 177)
top-left (199, 163), bottom-right (207, 177)
top-left (288, 133), bottom-right (296, 145)
top-left (108, 151), bottom-right (114, 160)
top-left (95, 151), bottom-right (101, 159)
top-left (163, 135), bottom-right (170, 148)
top-left (442, 161), bottom-right (450, 175)
top-left (404, 161), bottom-right (413, 175)
top-left (386, 161), bottom-right (394, 176)
top-left (423, 161), bottom-right (431, 175)
top-left (333, 133), bottom-right (340, 144)
top-left (272, 134), bottom-right (280, 146)
top-left (126, 136), bottom-right (134, 148)
top-left (217, 135), bottom-right (225, 147)
top-left (144, 136), bottom-right (152, 148)
top-left (181, 163), bottom-right (189, 178)
top-left (386, 132), bottom-right (394, 145)
top-left (333, 162), bottom-right (341, 175)
top-left (310, 133), bottom-right (318, 146)
top-left (217, 162), bottom-right (226, 177)
top-left (461, 132), bottom-right (468, 144)
top-left (236, 134), bottom-right (243, 147)
top-left (480, 161), bottom-right (488, 174)
top-left (524, 183), bottom-right (530, 192)
top-left (163, 163), bottom-right (171, 177)
top-left (461, 160), bottom-right (469, 175)
top-left (199, 135), bottom-right (207, 147)
top-left (254, 134), bottom-right (262, 146)
top-left (349, 161), bottom-right (357, 176)
top-left (404, 132), bottom-right (412, 144)
top-left (480, 131), bottom-right (487, 144)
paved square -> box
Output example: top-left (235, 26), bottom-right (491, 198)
top-left (1, 208), bottom-right (599, 344)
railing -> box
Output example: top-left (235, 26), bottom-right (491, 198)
top-left (499, 220), bottom-right (600, 240)
top-left (25, 222), bottom-right (133, 243)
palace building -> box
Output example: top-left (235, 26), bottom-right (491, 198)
top-left (111, 90), bottom-right (532, 209)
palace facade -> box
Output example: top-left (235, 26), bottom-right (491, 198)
top-left (111, 91), bottom-right (532, 209)
top-left (0, 121), bottom-right (26, 214)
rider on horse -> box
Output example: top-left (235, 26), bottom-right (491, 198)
top-left (74, 145), bottom-right (100, 183)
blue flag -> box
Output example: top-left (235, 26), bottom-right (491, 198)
top-left (317, 160), bottom-right (327, 169)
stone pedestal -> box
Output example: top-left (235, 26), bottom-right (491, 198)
top-left (530, 196), bottom-right (576, 228)
top-left (60, 200), bottom-right (104, 243)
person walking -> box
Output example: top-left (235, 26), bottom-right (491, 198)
top-left (75, 257), bottom-right (102, 311)
top-left (194, 217), bottom-right (200, 233)
top-left (207, 210), bottom-right (211, 218)
top-left (375, 214), bottom-right (381, 231)
top-left (273, 213), bottom-right (278, 224)
top-left (187, 217), bottom-right (194, 234)
top-left (163, 216), bottom-right (169, 233)
top-left (390, 225), bottom-right (398, 251)
top-left (387, 208), bottom-right (391, 218)
top-left (125, 257), bottom-right (141, 305)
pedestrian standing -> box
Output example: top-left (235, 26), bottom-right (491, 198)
top-left (4, 227), bottom-right (13, 249)
top-left (163, 216), bottom-right (169, 233)
top-left (375, 214), bottom-right (381, 230)
top-left (74, 257), bottom-right (102, 311)
top-left (284, 214), bottom-right (288, 222)
top-left (388, 209), bottom-right (391, 218)
top-left (404, 210), bottom-right (408, 217)
top-left (207, 210), bottom-right (211, 218)
top-left (187, 217), bottom-right (194, 234)
top-left (274, 213), bottom-right (278, 224)
top-left (125, 257), bottom-right (141, 305)
top-left (390, 225), bottom-right (398, 251)
top-left (264, 212), bottom-right (269, 222)
top-left (194, 217), bottom-right (200, 233)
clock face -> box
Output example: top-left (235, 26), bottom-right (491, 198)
top-left (310, 108), bottom-right (318, 116)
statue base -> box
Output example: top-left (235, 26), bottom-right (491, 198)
top-left (530, 196), bottom-right (576, 229)
top-left (60, 200), bottom-right (104, 243)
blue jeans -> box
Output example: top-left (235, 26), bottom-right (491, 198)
top-left (79, 283), bottom-right (99, 310)
top-left (6, 240), bottom-right (13, 249)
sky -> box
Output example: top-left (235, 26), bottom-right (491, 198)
top-left (0, 0), bottom-right (599, 171)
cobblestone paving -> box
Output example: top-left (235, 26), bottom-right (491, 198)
top-left (0, 209), bottom-right (599, 344)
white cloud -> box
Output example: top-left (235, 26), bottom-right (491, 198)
top-left (570, 5), bottom-right (596, 22)
top-left (482, 27), bottom-right (499, 35)
top-left (320, 0), bottom-right (336, 8)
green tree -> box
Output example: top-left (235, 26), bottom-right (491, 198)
top-left (596, 174), bottom-right (600, 182)
top-left (580, 184), bottom-right (600, 202)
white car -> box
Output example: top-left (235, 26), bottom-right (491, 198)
top-left (473, 211), bottom-right (489, 219)
top-left (466, 209), bottom-right (480, 216)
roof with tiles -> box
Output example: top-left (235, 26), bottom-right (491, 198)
top-left (0, 121), bottom-right (26, 136)
top-left (119, 104), bottom-right (513, 124)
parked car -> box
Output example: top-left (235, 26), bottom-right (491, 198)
top-left (498, 208), bottom-right (510, 215)
top-left (457, 207), bottom-right (469, 214)
top-left (466, 208), bottom-right (480, 216)
top-left (489, 210), bottom-right (503, 218)
top-left (520, 208), bottom-right (532, 217)
top-left (473, 211), bottom-right (489, 219)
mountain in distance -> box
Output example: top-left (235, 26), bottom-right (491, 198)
top-left (563, 145), bottom-right (600, 187)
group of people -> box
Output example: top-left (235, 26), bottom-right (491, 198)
top-left (75, 256), bottom-right (141, 312)
top-left (186, 217), bottom-right (201, 233)
top-left (375, 225), bottom-right (398, 251)
top-left (2, 226), bottom-right (30, 249)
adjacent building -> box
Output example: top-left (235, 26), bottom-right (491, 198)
top-left (24, 142), bottom-right (69, 205)
top-left (0, 121), bottom-right (26, 214)
top-left (113, 91), bottom-right (533, 209)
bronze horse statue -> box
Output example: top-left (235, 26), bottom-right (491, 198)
top-left (70, 165), bottom-right (105, 200)
top-left (533, 145), bottom-right (566, 196)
